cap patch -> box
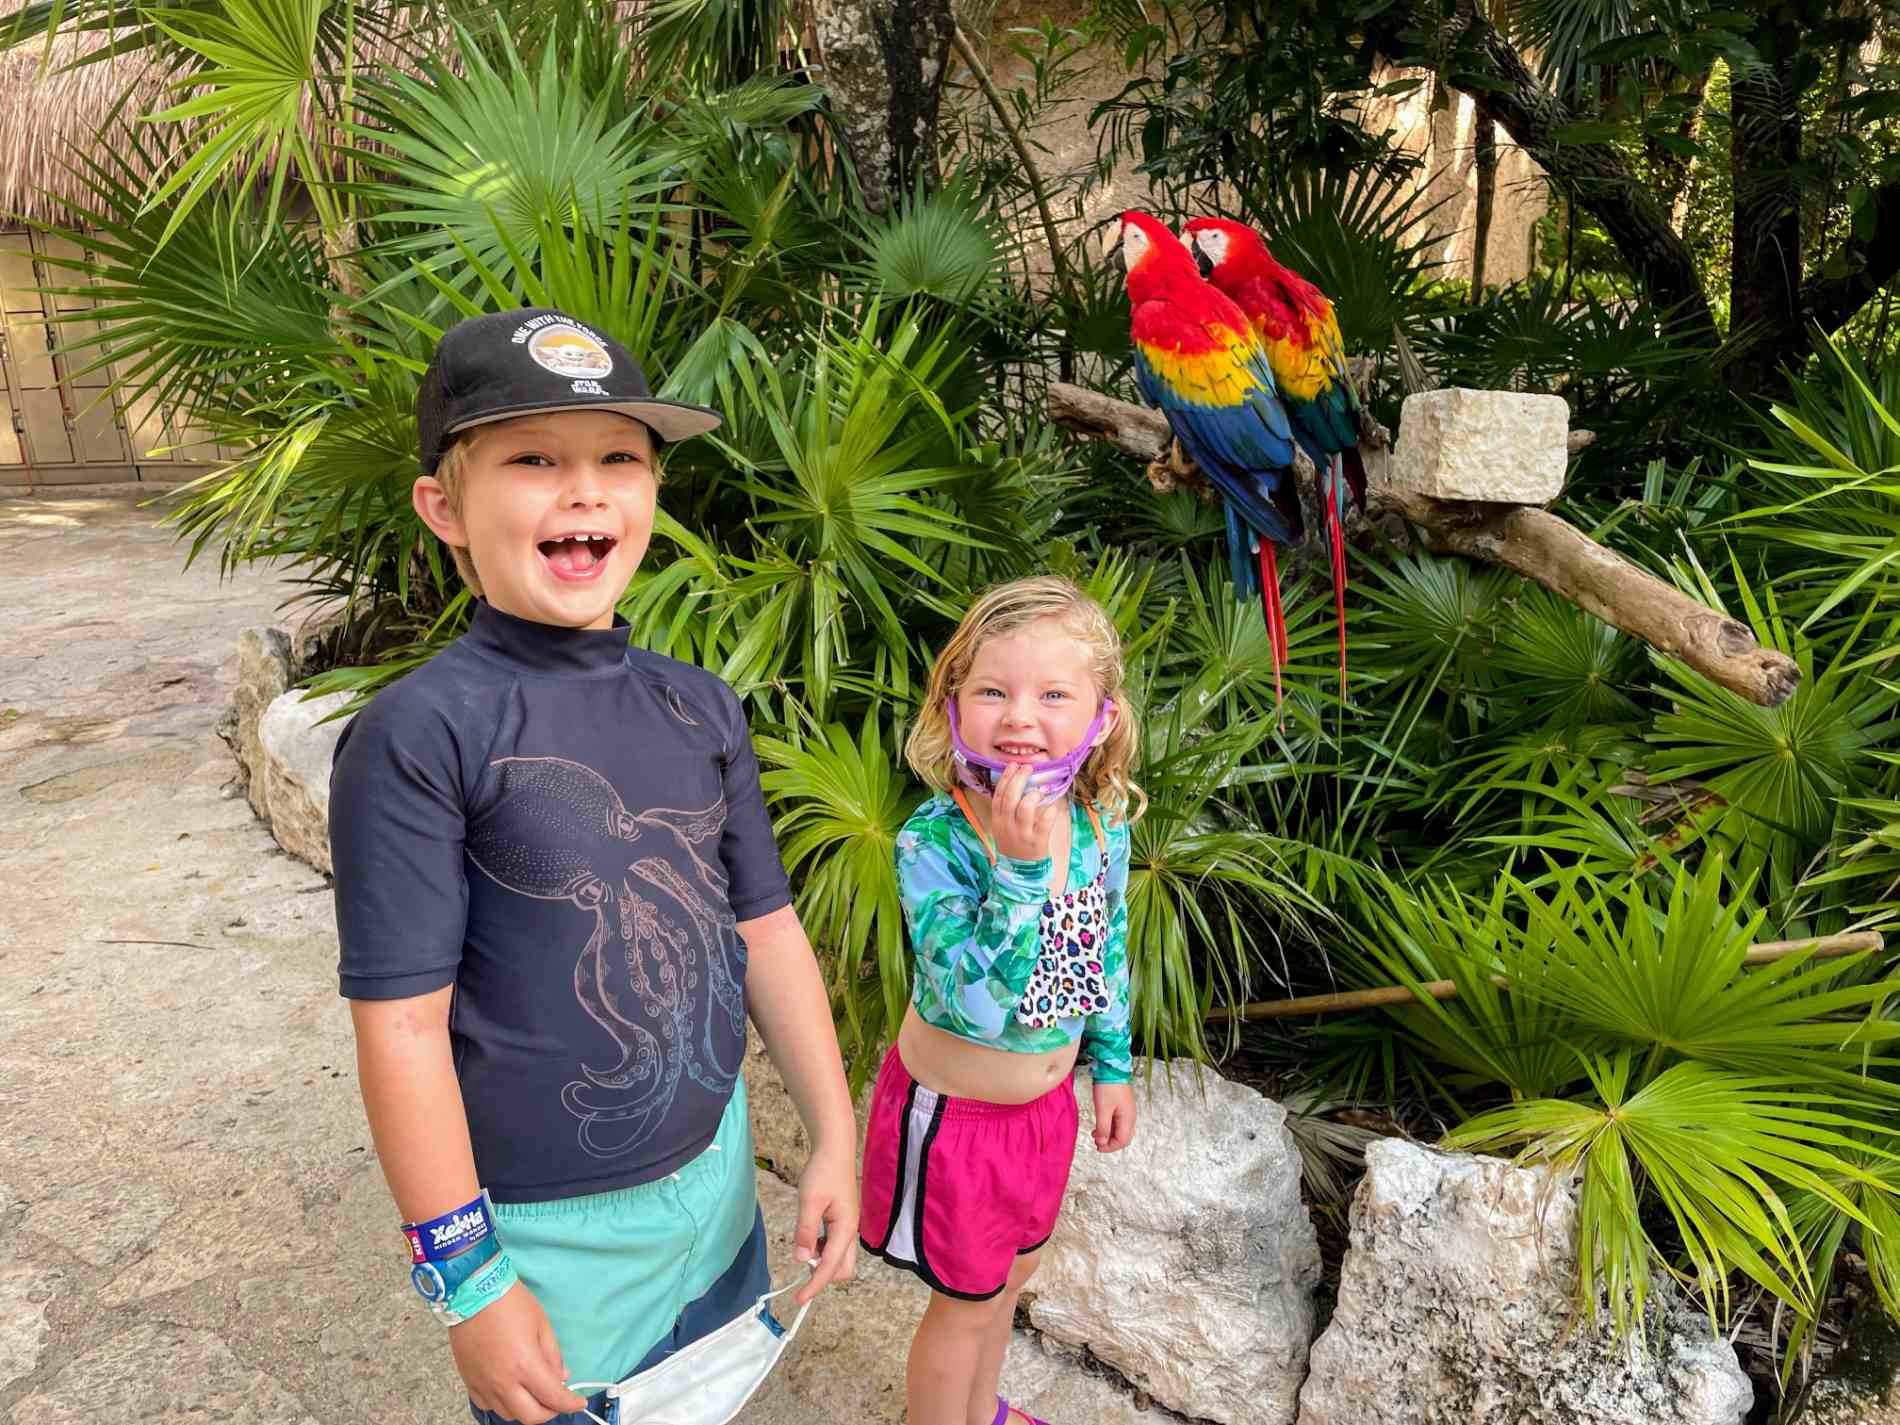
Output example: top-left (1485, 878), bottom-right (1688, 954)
top-left (517, 318), bottom-right (614, 380)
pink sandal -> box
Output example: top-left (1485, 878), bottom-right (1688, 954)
top-left (992, 1399), bottom-right (1052, 1425)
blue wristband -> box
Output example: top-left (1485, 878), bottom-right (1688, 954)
top-left (410, 1231), bottom-right (502, 1306)
top-left (404, 1195), bottom-right (494, 1264)
top-left (431, 1250), bottom-right (517, 1326)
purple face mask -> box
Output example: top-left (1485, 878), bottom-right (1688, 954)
top-left (946, 696), bottom-right (1112, 801)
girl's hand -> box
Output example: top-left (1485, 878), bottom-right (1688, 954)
top-left (450, 1281), bottom-right (589, 1424)
top-left (1092, 1081), bottom-right (1137, 1152)
top-left (990, 762), bottom-right (1065, 863)
top-left (792, 1140), bottom-right (860, 1306)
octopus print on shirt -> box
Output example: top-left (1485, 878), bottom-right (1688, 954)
top-left (465, 757), bottom-right (747, 1161)
top-left (330, 602), bottom-right (792, 1202)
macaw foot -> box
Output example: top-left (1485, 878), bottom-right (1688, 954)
top-left (1144, 438), bottom-right (1217, 504)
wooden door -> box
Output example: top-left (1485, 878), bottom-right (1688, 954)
top-left (0, 228), bottom-right (137, 485)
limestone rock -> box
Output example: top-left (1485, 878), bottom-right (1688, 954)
top-left (744, 1023), bottom-right (874, 1185)
top-left (9, 1320), bottom-right (322, 1425)
top-left (256, 688), bottom-right (353, 874)
top-left (1388, 388), bottom-right (1570, 504)
top-left (0, 1262), bottom-right (62, 1391)
top-left (21, 1172), bottom-right (177, 1268)
top-left (1026, 1061), bottom-right (1320, 1425)
top-left (1297, 1139), bottom-right (1756, 1425)
top-left (1799, 1306), bottom-right (1900, 1425)
top-left (221, 626), bottom-right (292, 816)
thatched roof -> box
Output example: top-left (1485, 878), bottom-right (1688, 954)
top-left (0, 35), bottom-right (174, 225)
top-left (0, 15), bottom-right (433, 228)
top-left (0, 6), bottom-right (649, 229)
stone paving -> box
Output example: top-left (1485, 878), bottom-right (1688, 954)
top-left (0, 487), bottom-right (1166, 1425)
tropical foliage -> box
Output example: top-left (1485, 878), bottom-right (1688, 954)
top-left (8, 0), bottom-right (1900, 1400)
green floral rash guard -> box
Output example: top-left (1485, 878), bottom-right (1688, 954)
top-left (895, 791), bottom-right (1133, 1084)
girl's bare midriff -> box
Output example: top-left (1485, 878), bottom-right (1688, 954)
top-left (897, 1003), bottom-right (1080, 1105)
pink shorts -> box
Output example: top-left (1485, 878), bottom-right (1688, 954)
top-left (858, 1043), bottom-right (1079, 1300)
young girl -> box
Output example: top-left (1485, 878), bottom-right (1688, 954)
top-left (860, 575), bottom-right (1141, 1425)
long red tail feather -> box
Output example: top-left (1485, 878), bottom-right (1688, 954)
top-left (1326, 466), bottom-right (1347, 701)
top-left (1258, 540), bottom-right (1285, 714)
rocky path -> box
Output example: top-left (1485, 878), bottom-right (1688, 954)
top-left (0, 487), bottom-right (1162, 1425)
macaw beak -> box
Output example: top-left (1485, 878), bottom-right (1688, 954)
top-left (1190, 238), bottom-right (1213, 282)
top-left (1105, 226), bottom-right (1125, 276)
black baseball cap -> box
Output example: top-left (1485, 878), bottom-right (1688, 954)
top-left (415, 308), bottom-right (722, 473)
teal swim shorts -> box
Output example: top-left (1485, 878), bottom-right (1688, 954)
top-left (490, 1077), bottom-right (759, 1383)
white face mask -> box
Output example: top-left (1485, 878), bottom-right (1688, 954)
top-left (570, 1269), bottom-right (815, 1425)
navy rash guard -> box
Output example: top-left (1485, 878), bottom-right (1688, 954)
top-left (329, 602), bottom-right (792, 1202)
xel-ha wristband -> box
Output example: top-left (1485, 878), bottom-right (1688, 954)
top-left (403, 1194), bottom-right (510, 1324)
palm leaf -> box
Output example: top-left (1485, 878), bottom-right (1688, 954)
top-left (1449, 1055), bottom-right (1898, 1335)
top-left (348, 26), bottom-right (674, 301)
top-left (756, 713), bottom-right (920, 1087)
top-left (1646, 560), bottom-right (1900, 885)
top-left (635, 0), bottom-right (803, 89)
top-left (1232, 161), bottom-right (1450, 359)
top-left (849, 177), bottom-right (1010, 309)
top-left (136, 0), bottom-right (361, 249)
top-left (33, 119), bottom-right (336, 427)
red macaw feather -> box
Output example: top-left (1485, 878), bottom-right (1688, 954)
top-left (1185, 215), bottom-right (1365, 699)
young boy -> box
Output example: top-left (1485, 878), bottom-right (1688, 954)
top-left (329, 308), bottom-right (859, 1425)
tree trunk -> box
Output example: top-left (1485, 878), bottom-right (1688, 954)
top-left (1420, 5), bottom-right (1900, 399)
top-left (812, 0), bottom-right (956, 215)
top-left (1658, 65), bottom-right (1712, 237)
top-left (1423, 74), bottom-right (1469, 261)
top-left (1430, 9), bottom-right (1718, 346)
top-left (1723, 43), bottom-right (1804, 395)
top-left (1471, 116), bottom-right (1496, 299)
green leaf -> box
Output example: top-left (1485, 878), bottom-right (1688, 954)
top-left (136, 0), bottom-right (352, 252)
top-left (758, 713), bottom-right (919, 1086)
top-left (1552, 121), bottom-right (1628, 146)
top-left (348, 25), bottom-right (673, 302)
top-left (1580, 31), bottom-right (1671, 65)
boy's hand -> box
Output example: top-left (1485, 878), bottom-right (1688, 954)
top-left (1091, 1081), bottom-right (1137, 1152)
top-left (792, 1140), bottom-right (860, 1306)
top-left (991, 763), bottom-right (1064, 863)
top-left (451, 1281), bottom-right (589, 1424)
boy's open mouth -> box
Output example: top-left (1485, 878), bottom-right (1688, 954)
top-left (538, 533), bottom-right (618, 581)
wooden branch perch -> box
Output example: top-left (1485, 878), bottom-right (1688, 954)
top-left (1204, 931), bottom-right (1885, 1022)
top-left (1047, 382), bottom-right (1802, 708)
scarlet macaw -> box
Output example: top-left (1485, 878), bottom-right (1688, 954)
top-left (1181, 217), bottom-right (1365, 690)
top-left (1114, 210), bottom-right (1300, 696)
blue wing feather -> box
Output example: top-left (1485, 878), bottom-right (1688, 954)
top-left (1132, 345), bottom-right (1298, 546)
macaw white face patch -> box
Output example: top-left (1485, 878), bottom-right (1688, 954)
top-left (527, 323), bottom-right (614, 380)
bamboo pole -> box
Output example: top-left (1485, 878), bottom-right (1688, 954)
top-left (1203, 931), bottom-right (1886, 1023)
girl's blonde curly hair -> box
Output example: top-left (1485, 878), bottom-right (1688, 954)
top-left (907, 575), bottom-right (1144, 821)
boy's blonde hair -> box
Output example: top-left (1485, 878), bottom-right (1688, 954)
top-left (907, 575), bottom-right (1144, 820)
top-left (432, 438), bottom-right (485, 597)
top-left (428, 421), bottom-right (665, 599)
